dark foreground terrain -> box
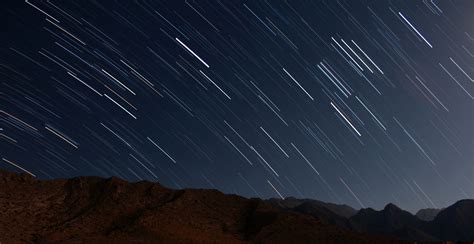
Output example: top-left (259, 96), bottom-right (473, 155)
top-left (0, 170), bottom-right (472, 243)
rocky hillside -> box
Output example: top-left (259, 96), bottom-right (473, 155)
top-left (0, 170), bottom-right (397, 243)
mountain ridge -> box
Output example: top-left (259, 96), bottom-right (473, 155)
top-left (0, 169), bottom-right (399, 243)
top-left (266, 193), bottom-right (474, 241)
top-left (1, 169), bottom-right (473, 242)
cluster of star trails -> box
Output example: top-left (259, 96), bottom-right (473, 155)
top-left (1, 0), bottom-right (472, 212)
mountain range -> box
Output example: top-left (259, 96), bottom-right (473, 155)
top-left (1, 169), bottom-right (472, 243)
top-left (267, 197), bottom-right (474, 241)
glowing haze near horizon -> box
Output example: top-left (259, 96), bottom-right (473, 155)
top-left (1, 0), bottom-right (473, 213)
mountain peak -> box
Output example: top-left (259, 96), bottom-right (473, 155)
top-left (383, 203), bottom-right (401, 212)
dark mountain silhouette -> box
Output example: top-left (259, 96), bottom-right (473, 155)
top-left (269, 196), bottom-right (474, 241)
top-left (348, 203), bottom-right (432, 240)
top-left (427, 200), bottom-right (474, 240)
top-left (416, 208), bottom-right (442, 221)
top-left (1, 169), bottom-right (473, 242)
top-left (350, 201), bottom-right (474, 241)
top-left (0, 170), bottom-right (398, 243)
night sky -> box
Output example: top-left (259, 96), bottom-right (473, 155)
top-left (1, 0), bottom-right (473, 213)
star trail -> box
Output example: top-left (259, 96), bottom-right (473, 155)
top-left (1, 0), bottom-right (473, 213)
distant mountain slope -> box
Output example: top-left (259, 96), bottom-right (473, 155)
top-left (266, 197), bottom-right (358, 218)
top-left (0, 170), bottom-right (398, 243)
top-left (416, 208), bottom-right (442, 221)
top-left (292, 201), bottom-right (352, 229)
